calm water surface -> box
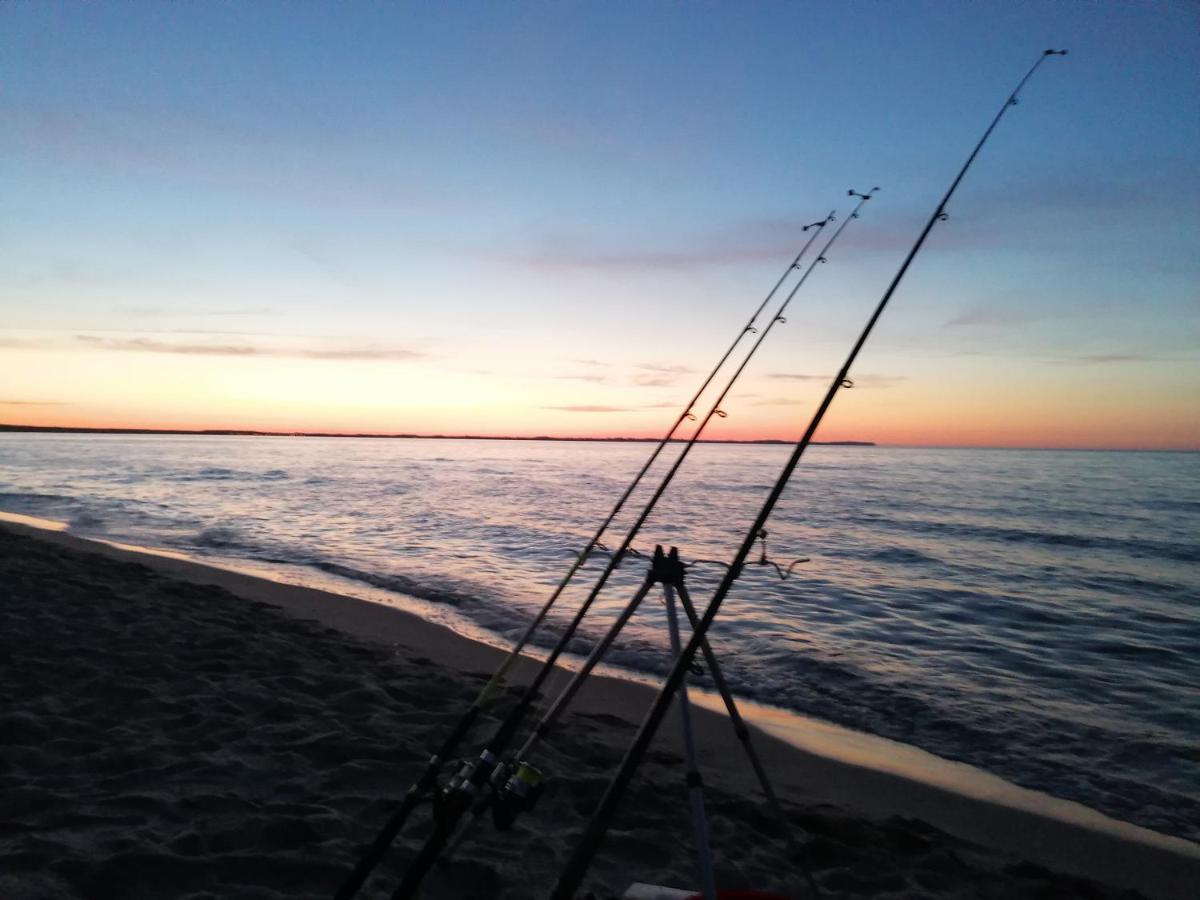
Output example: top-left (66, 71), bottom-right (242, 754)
top-left (1, 434), bottom-right (1197, 842)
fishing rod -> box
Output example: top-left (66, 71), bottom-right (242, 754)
top-left (508, 190), bottom-right (877, 763)
top-left (550, 49), bottom-right (1069, 900)
top-left (388, 191), bottom-right (875, 900)
top-left (334, 215), bottom-right (832, 900)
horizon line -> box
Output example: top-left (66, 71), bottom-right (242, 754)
top-left (0, 422), bottom-right (871, 447)
top-left (1, 423), bottom-right (1196, 453)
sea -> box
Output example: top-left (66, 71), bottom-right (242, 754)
top-left (1, 433), bottom-right (1196, 844)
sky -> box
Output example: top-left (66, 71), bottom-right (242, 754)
top-left (1, 2), bottom-right (1197, 449)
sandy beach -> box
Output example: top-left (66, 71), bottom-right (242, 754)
top-left (2, 518), bottom-right (1197, 900)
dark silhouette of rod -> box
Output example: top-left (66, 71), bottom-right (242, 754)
top-left (387, 192), bottom-right (873, 899)
top-left (549, 49), bottom-right (1069, 900)
top-left (333, 216), bottom-right (830, 900)
top-left (511, 193), bottom-right (874, 766)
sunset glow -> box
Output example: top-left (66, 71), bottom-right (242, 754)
top-left (2, 4), bottom-right (1197, 450)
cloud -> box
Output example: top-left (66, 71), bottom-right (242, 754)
top-left (632, 362), bottom-right (694, 388)
top-left (304, 347), bottom-right (425, 361)
top-left (542, 401), bottom-right (680, 413)
top-left (944, 309), bottom-right (1032, 328)
top-left (1074, 354), bottom-right (1152, 364)
top-left (968, 167), bottom-right (1200, 221)
top-left (748, 397), bottom-right (807, 407)
top-left (637, 363), bottom-right (693, 374)
top-left (633, 374), bottom-right (679, 387)
top-left (116, 306), bottom-right (279, 318)
top-left (494, 220), bottom-right (830, 273)
top-left (0, 399), bottom-right (69, 406)
top-left (0, 99), bottom-right (447, 215)
top-left (1045, 353), bottom-right (1179, 366)
top-left (554, 373), bottom-right (610, 384)
top-left (766, 372), bottom-right (906, 388)
top-left (854, 375), bottom-right (908, 388)
top-left (575, 358), bottom-right (608, 367)
top-left (543, 405), bottom-right (632, 413)
top-left (510, 245), bottom-right (731, 272)
top-left (73, 335), bottom-right (424, 361)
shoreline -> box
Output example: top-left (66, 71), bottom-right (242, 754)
top-left (2, 513), bottom-right (1197, 899)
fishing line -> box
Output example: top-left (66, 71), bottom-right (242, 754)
top-left (510, 190), bottom-right (875, 767)
top-left (595, 530), bottom-right (811, 581)
top-left (388, 191), bottom-right (875, 899)
top-left (549, 49), bottom-right (1069, 900)
top-left (334, 215), bottom-right (831, 900)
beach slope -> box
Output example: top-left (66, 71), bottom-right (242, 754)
top-left (0, 521), bottom-right (1191, 899)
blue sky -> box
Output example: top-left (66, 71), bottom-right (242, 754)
top-left (2, 2), bottom-right (1197, 447)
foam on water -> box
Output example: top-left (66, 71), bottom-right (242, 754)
top-left (1, 433), bottom-right (1197, 842)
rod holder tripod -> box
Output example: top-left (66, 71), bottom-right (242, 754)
top-left (656, 546), bottom-right (718, 900)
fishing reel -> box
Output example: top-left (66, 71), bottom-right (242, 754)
top-left (442, 749), bottom-right (495, 796)
top-left (432, 749), bottom-right (497, 826)
top-left (488, 758), bottom-right (545, 830)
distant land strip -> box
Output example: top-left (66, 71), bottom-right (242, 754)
top-left (0, 424), bottom-right (874, 446)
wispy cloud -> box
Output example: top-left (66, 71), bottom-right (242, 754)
top-left (968, 166), bottom-right (1200, 221)
top-left (633, 362), bottom-right (693, 388)
top-left (575, 358), bottom-right (609, 367)
top-left (554, 373), bottom-right (610, 384)
top-left (1045, 353), bottom-right (1180, 366)
top-left (634, 374), bottom-right (678, 387)
top-left (494, 221), bottom-right (825, 273)
top-left (304, 347), bottom-right (424, 361)
top-left (0, 399), bottom-right (69, 406)
top-left (638, 363), bottom-right (693, 374)
top-left (766, 372), bottom-right (907, 388)
top-left (1, 100), bottom-right (448, 215)
top-left (73, 335), bottom-right (424, 361)
top-left (749, 397), bottom-right (807, 407)
top-left (543, 405), bottom-right (632, 413)
top-left (116, 305), bottom-right (279, 318)
top-left (944, 309), bottom-right (1032, 328)
top-left (855, 375), bottom-right (908, 388)
top-left (543, 400), bottom-right (682, 413)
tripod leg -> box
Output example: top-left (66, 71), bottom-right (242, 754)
top-left (664, 582), bottom-right (718, 900)
top-left (514, 571), bottom-right (657, 758)
top-left (676, 582), bottom-right (823, 900)
top-left (676, 582), bottom-right (779, 809)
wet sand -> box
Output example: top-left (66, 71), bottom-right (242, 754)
top-left (2, 518), bottom-right (1196, 899)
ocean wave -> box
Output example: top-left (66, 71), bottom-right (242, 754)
top-left (745, 647), bottom-right (1200, 842)
top-left (868, 515), bottom-right (1199, 564)
top-left (196, 467), bottom-right (238, 480)
top-left (1141, 498), bottom-right (1200, 514)
top-left (0, 490), bottom-right (73, 506)
top-left (1079, 639), bottom-right (1186, 664)
top-left (308, 560), bottom-right (492, 611)
top-left (856, 546), bottom-right (941, 566)
top-left (170, 467), bottom-right (290, 483)
top-left (67, 511), bottom-right (106, 531)
top-left (193, 526), bottom-right (252, 550)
